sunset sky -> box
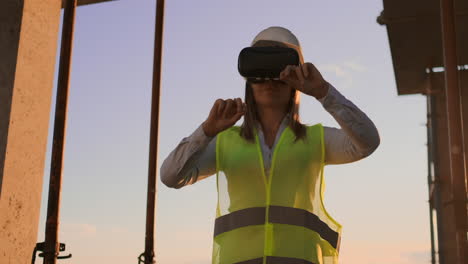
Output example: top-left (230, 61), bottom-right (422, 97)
top-left (37, 0), bottom-right (431, 263)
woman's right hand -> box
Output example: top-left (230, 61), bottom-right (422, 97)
top-left (202, 98), bottom-right (246, 137)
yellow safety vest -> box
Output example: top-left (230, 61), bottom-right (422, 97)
top-left (212, 124), bottom-right (342, 264)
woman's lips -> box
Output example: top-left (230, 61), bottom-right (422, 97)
top-left (264, 85), bottom-right (281, 92)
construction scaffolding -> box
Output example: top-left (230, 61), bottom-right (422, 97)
top-left (378, 0), bottom-right (468, 263)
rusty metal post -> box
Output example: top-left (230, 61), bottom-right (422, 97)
top-left (139, 0), bottom-right (165, 263)
top-left (439, 0), bottom-right (467, 263)
top-left (41, 0), bottom-right (77, 263)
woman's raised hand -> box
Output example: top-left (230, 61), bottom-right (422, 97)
top-left (202, 98), bottom-right (246, 137)
top-left (279, 62), bottom-right (329, 100)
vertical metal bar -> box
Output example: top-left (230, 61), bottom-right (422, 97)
top-left (426, 80), bottom-right (437, 264)
top-left (140, 0), bottom-right (165, 263)
top-left (439, 0), bottom-right (467, 263)
top-left (42, 0), bottom-right (77, 264)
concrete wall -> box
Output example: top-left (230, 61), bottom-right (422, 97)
top-left (0, 0), bottom-right (62, 263)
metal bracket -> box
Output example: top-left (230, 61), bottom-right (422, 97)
top-left (138, 252), bottom-right (155, 264)
top-left (32, 242), bottom-right (72, 263)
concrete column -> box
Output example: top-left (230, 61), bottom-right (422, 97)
top-left (0, 0), bottom-right (62, 263)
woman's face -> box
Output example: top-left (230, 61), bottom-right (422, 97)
top-left (251, 80), bottom-right (293, 111)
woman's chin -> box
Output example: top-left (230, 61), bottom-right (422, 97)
top-left (256, 100), bottom-right (289, 109)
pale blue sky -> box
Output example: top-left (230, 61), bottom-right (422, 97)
top-left (37, 1), bottom-right (431, 263)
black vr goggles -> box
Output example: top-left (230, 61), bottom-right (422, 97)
top-left (238, 46), bottom-right (300, 82)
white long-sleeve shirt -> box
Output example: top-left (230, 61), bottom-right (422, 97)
top-left (160, 83), bottom-right (380, 188)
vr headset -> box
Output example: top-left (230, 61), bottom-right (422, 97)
top-left (238, 46), bottom-right (300, 82)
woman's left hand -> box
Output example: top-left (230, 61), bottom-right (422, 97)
top-left (279, 62), bottom-right (329, 100)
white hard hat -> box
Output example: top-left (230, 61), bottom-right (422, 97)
top-left (251, 26), bottom-right (304, 63)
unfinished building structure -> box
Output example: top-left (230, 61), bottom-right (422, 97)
top-left (378, 0), bottom-right (467, 263)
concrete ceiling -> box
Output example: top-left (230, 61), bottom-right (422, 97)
top-left (377, 0), bottom-right (468, 95)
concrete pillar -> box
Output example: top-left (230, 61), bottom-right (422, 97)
top-left (0, 0), bottom-right (62, 263)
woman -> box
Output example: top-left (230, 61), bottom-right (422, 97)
top-left (161, 27), bottom-right (380, 264)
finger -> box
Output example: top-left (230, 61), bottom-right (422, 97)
top-left (289, 65), bottom-right (301, 81)
top-left (223, 99), bottom-right (234, 117)
top-left (232, 99), bottom-right (241, 115)
top-left (280, 65), bottom-right (290, 78)
top-left (286, 65), bottom-right (295, 78)
top-left (295, 66), bottom-right (305, 84)
top-left (216, 99), bottom-right (226, 116)
top-left (235, 98), bottom-right (243, 114)
top-left (229, 109), bottom-right (245, 124)
top-left (280, 65), bottom-right (293, 81)
top-left (302, 63), bottom-right (309, 78)
top-left (279, 71), bottom-right (291, 83)
top-left (280, 66), bottom-right (288, 79)
top-left (211, 99), bottom-right (222, 115)
top-left (308, 63), bottom-right (321, 77)
top-left (281, 65), bottom-right (301, 87)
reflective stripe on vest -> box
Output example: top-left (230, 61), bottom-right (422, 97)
top-left (213, 124), bottom-right (342, 264)
top-left (214, 206), bottom-right (339, 249)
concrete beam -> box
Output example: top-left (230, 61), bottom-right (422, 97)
top-left (63, 0), bottom-right (116, 8)
top-left (0, 0), bottom-right (62, 263)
